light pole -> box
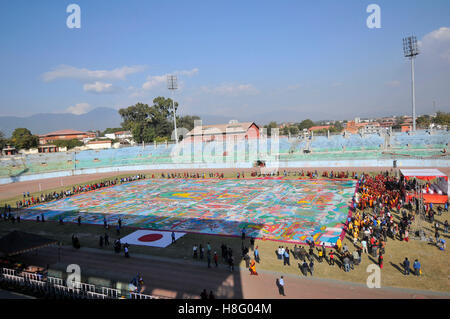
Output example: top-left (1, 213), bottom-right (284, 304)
top-left (403, 36), bottom-right (420, 132)
top-left (167, 75), bottom-right (178, 144)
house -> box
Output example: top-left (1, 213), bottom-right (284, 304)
top-left (105, 130), bottom-right (132, 141)
top-left (308, 125), bottom-right (331, 132)
top-left (185, 121), bottom-right (260, 143)
top-left (38, 145), bottom-right (58, 153)
top-left (2, 145), bottom-right (18, 156)
top-left (39, 129), bottom-right (96, 145)
top-left (86, 140), bottom-right (112, 150)
top-left (378, 117), bottom-right (396, 128)
top-left (345, 121), bottom-right (369, 134)
top-left (401, 125), bottom-right (412, 132)
top-left (358, 122), bottom-right (383, 134)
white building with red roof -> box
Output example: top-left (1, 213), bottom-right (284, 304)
top-left (39, 129), bottom-right (96, 145)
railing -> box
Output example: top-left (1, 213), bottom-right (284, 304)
top-left (87, 291), bottom-right (107, 299)
top-left (130, 292), bottom-right (155, 299)
top-left (2, 268), bottom-right (16, 276)
top-left (101, 287), bottom-right (120, 298)
top-left (73, 281), bottom-right (95, 292)
top-left (47, 276), bottom-right (64, 286)
top-left (3, 274), bottom-right (24, 283)
top-left (22, 272), bottom-right (44, 281)
top-left (0, 267), bottom-right (162, 299)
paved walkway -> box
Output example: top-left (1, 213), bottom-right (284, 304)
top-left (18, 246), bottom-right (449, 299)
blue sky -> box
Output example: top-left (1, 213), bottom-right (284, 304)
top-left (0, 0), bottom-right (449, 122)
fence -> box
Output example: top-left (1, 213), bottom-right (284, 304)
top-left (0, 267), bottom-right (162, 299)
top-left (130, 292), bottom-right (155, 299)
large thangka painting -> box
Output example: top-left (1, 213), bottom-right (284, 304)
top-left (21, 178), bottom-right (356, 245)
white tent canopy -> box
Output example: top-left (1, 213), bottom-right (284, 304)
top-left (400, 169), bottom-right (447, 178)
top-left (401, 168), bottom-right (449, 196)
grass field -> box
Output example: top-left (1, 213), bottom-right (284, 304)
top-left (0, 172), bottom-right (449, 293)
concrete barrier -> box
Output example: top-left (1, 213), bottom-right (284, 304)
top-left (0, 158), bottom-right (448, 185)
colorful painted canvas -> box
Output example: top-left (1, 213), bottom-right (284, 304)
top-left (21, 178), bottom-right (356, 245)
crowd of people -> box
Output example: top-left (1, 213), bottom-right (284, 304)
top-left (2, 168), bottom-right (448, 299)
top-left (9, 174), bottom-right (146, 210)
top-left (191, 167), bottom-right (450, 298)
top-left (148, 169), bottom-right (362, 180)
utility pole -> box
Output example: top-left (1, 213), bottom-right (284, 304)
top-left (403, 36), bottom-right (420, 132)
top-left (167, 75), bottom-right (179, 144)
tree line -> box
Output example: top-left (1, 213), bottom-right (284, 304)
top-left (118, 97), bottom-right (200, 143)
top-left (0, 128), bottom-right (39, 151)
top-left (415, 112), bottom-right (450, 129)
top-left (263, 119), bottom-right (344, 136)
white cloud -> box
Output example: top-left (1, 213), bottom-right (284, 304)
top-left (142, 74), bottom-right (167, 90)
top-left (200, 83), bottom-right (259, 96)
top-left (42, 65), bottom-right (146, 82)
top-left (66, 103), bottom-right (91, 115)
top-left (83, 81), bottom-right (120, 94)
top-left (140, 68), bottom-right (199, 91)
top-left (419, 27), bottom-right (450, 63)
top-left (176, 68), bottom-right (199, 77)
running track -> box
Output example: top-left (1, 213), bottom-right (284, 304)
top-left (18, 246), bottom-right (449, 299)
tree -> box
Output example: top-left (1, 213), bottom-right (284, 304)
top-left (333, 121), bottom-right (343, 132)
top-left (177, 115), bottom-right (201, 132)
top-left (416, 115), bottom-right (431, 129)
top-left (434, 111), bottom-right (450, 126)
top-left (263, 122), bottom-right (278, 136)
top-left (119, 97), bottom-right (178, 143)
top-left (289, 126), bottom-right (299, 135)
top-left (281, 126), bottom-right (290, 136)
top-left (53, 139), bottom-right (84, 150)
top-left (298, 119), bottom-right (315, 131)
top-left (11, 128), bottom-right (38, 150)
top-left (0, 131), bottom-right (7, 150)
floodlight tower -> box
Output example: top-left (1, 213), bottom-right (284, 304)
top-left (167, 75), bottom-right (178, 144)
top-left (403, 36), bottom-right (420, 132)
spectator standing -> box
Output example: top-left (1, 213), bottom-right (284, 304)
top-left (278, 276), bottom-right (285, 296)
top-left (213, 252), bottom-right (218, 267)
top-left (329, 251), bottom-right (335, 266)
top-left (413, 259), bottom-right (421, 276)
top-left (309, 259), bottom-right (314, 276)
top-left (254, 246), bottom-right (260, 263)
top-left (403, 257), bottom-right (410, 276)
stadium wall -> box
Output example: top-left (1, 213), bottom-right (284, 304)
top-left (0, 158), bottom-right (448, 185)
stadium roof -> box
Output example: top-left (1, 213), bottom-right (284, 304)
top-left (400, 169), bottom-right (448, 181)
top-left (187, 122), bottom-right (258, 136)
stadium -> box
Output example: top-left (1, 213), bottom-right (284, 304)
top-left (0, 0), bottom-right (449, 307)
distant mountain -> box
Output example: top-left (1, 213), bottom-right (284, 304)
top-left (0, 107), bottom-right (122, 137)
top-left (0, 106), bottom-right (359, 138)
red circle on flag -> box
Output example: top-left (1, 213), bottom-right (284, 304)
top-left (138, 234), bottom-right (163, 242)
